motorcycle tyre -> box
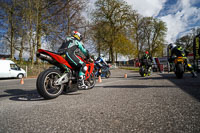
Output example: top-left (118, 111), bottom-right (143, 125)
top-left (37, 69), bottom-right (64, 99)
top-left (105, 70), bottom-right (111, 78)
top-left (86, 72), bottom-right (96, 89)
top-left (175, 64), bottom-right (184, 79)
top-left (139, 68), bottom-right (146, 77)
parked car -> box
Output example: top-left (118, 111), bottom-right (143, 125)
top-left (0, 60), bottom-right (26, 78)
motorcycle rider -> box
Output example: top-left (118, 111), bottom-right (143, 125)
top-left (58, 31), bottom-right (90, 89)
top-left (95, 54), bottom-right (108, 77)
top-left (168, 43), bottom-right (197, 78)
top-left (140, 51), bottom-right (152, 75)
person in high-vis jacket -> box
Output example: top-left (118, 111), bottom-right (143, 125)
top-left (168, 43), bottom-right (197, 78)
top-left (58, 31), bottom-right (90, 89)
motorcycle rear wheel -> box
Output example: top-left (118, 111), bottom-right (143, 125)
top-left (37, 69), bottom-right (64, 99)
top-left (175, 64), bottom-right (184, 79)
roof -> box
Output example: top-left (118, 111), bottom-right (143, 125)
top-left (0, 60), bottom-right (15, 64)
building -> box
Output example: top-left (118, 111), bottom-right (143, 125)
top-left (0, 54), bottom-right (11, 60)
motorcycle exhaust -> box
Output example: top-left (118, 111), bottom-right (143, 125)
top-left (37, 53), bottom-right (53, 62)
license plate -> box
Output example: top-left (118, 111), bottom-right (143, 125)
top-left (176, 59), bottom-right (183, 62)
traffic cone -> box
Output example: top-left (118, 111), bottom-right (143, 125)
top-left (124, 73), bottom-right (127, 78)
top-left (98, 75), bottom-right (102, 83)
top-left (20, 78), bottom-right (24, 85)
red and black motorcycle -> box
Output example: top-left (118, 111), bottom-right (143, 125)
top-left (36, 49), bottom-right (96, 99)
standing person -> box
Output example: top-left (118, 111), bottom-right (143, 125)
top-left (58, 31), bottom-right (90, 89)
top-left (168, 43), bottom-right (197, 78)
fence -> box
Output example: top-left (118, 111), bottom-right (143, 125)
top-left (20, 64), bottom-right (52, 78)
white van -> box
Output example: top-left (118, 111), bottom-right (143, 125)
top-left (0, 60), bottom-right (26, 78)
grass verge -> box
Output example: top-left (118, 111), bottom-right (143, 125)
top-left (119, 67), bottom-right (139, 72)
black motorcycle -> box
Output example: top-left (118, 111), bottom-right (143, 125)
top-left (139, 59), bottom-right (152, 77)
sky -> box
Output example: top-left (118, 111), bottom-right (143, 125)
top-left (89, 0), bottom-right (200, 43)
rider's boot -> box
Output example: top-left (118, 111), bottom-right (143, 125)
top-left (78, 75), bottom-right (88, 89)
top-left (191, 71), bottom-right (197, 78)
top-left (148, 67), bottom-right (151, 76)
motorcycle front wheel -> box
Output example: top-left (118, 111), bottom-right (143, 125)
top-left (37, 69), bottom-right (64, 99)
top-left (85, 72), bottom-right (96, 89)
top-left (139, 67), bottom-right (146, 77)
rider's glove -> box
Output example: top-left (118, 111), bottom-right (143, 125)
top-left (89, 58), bottom-right (93, 63)
top-left (57, 49), bottom-right (65, 55)
top-left (86, 50), bottom-right (90, 59)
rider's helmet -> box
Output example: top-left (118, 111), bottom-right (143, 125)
top-left (72, 31), bottom-right (82, 41)
top-left (144, 51), bottom-right (149, 57)
top-left (168, 43), bottom-right (176, 50)
top-left (100, 54), bottom-right (105, 58)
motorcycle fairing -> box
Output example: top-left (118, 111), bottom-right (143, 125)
top-left (38, 49), bottom-right (94, 80)
top-left (76, 55), bottom-right (94, 79)
top-left (38, 49), bottom-right (73, 69)
top-left (85, 63), bottom-right (94, 79)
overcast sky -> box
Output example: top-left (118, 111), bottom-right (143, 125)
top-left (89, 0), bottom-right (200, 43)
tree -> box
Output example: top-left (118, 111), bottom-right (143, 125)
top-left (0, 0), bottom-right (18, 60)
top-left (129, 12), bottom-right (144, 58)
top-left (114, 32), bottom-right (135, 61)
top-left (92, 0), bottom-right (132, 63)
top-left (175, 34), bottom-right (193, 51)
top-left (139, 17), bottom-right (167, 57)
top-left (0, 0), bottom-right (88, 64)
top-left (175, 27), bottom-right (200, 52)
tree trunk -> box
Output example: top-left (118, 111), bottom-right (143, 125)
top-left (19, 35), bottom-right (24, 64)
top-left (115, 52), bottom-right (118, 62)
top-left (28, 0), bottom-right (35, 66)
top-left (31, 43), bottom-right (36, 65)
top-left (98, 42), bottom-right (101, 56)
top-left (36, 3), bottom-right (42, 64)
top-left (110, 45), bottom-right (114, 63)
top-left (10, 24), bottom-right (15, 60)
top-left (29, 30), bottom-right (34, 65)
top-left (9, 9), bottom-right (15, 60)
top-left (67, 5), bottom-right (70, 35)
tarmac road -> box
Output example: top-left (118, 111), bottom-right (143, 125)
top-left (0, 68), bottom-right (200, 133)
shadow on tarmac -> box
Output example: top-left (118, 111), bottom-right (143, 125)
top-left (104, 71), bottom-right (200, 102)
top-left (1, 88), bottom-right (82, 101)
top-left (0, 89), bottom-right (44, 101)
top-left (0, 78), bottom-right (18, 80)
top-left (159, 73), bottom-right (200, 102)
top-left (131, 72), bottom-right (200, 102)
top-left (96, 85), bottom-right (175, 89)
